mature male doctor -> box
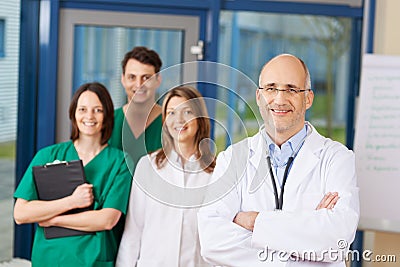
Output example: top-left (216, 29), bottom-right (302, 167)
top-left (198, 54), bottom-right (359, 266)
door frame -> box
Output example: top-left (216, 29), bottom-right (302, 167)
top-left (57, 8), bottom-right (201, 142)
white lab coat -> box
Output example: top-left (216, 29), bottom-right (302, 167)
top-left (116, 150), bottom-right (213, 267)
top-left (198, 124), bottom-right (359, 267)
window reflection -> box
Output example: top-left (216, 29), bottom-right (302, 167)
top-left (217, 11), bottom-right (353, 146)
top-left (73, 26), bottom-right (183, 108)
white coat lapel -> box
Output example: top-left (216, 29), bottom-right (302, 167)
top-left (248, 133), bottom-right (272, 193)
top-left (285, 129), bottom-right (325, 191)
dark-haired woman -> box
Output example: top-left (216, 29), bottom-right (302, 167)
top-left (116, 86), bottom-right (215, 267)
top-left (14, 82), bottom-right (132, 267)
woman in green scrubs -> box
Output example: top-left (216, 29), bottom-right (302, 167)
top-left (14, 82), bottom-right (132, 267)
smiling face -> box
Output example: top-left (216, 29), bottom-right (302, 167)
top-left (121, 59), bottom-right (161, 104)
top-left (75, 90), bottom-right (104, 139)
top-left (257, 55), bottom-right (314, 143)
top-left (165, 96), bottom-right (198, 148)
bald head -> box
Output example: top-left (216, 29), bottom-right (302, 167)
top-left (259, 54), bottom-right (311, 90)
top-left (256, 53), bottom-right (314, 144)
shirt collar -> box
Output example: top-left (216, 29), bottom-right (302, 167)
top-left (264, 124), bottom-right (308, 167)
top-left (168, 149), bottom-right (199, 171)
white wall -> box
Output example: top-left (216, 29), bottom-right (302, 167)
top-left (374, 0), bottom-right (400, 55)
top-left (363, 1), bottom-right (400, 266)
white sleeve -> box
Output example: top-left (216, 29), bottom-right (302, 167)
top-left (252, 148), bottom-right (360, 262)
top-left (116, 158), bottom-right (148, 267)
top-left (198, 149), bottom-right (268, 267)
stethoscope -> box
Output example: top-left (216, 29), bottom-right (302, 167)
top-left (260, 122), bottom-right (313, 210)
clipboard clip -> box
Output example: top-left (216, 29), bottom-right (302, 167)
top-left (44, 160), bottom-right (68, 167)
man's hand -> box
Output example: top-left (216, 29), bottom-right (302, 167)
top-left (316, 192), bottom-right (339, 210)
top-left (233, 211), bottom-right (259, 231)
top-left (233, 192), bottom-right (339, 231)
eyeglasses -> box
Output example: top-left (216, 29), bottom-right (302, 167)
top-left (258, 86), bottom-right (311, 96)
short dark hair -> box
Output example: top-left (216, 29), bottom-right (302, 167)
top-left (121, 46), bottom-right (162, 74)
top-left (69, 82), bottom-right (114, 145)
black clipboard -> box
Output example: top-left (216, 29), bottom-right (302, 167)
top-left (33, 160), bottom-right (93, 239)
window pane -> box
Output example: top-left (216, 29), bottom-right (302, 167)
top-left (73, 25), bottom-right (183, 107)
top-left (218, 11), bottom-right (354, 147)
top-left (0, 0), bottom-right (20, 262)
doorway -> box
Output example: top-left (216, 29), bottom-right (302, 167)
top-left (57, 8), bottom-right (201, 142)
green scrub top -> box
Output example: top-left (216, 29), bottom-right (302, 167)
top-left (108, 107), bottom-right (162, 170)
top-left (14, 141), bottom-right (132, 267)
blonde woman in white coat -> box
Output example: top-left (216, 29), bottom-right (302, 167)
top-left (116, 86), bottom-right (215, 267)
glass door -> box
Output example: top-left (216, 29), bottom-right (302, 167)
top-left (57, 8), bottom-right (200, 142)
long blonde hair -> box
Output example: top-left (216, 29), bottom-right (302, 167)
top-left (155, 86), bottom-right (215, 173)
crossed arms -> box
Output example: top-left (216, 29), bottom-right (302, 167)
top-left (14, 183), bottom-right (121, 232)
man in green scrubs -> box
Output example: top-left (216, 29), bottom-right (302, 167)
top-left (109, 46), bottom-right (163, 169)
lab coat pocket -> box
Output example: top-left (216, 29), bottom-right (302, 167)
top-left (297, 193), bottom-right (322, 210)
top-left (137, 259), bottom-right (162, 267)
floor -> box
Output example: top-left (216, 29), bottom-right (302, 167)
top-left (0, 199), bottom-right (30, 267)
top-left (0, 259), bottom-right (30, 267)
top-left (0, 159), bottom-right (30, 266)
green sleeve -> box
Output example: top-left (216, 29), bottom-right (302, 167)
top-left (14, 148), bottom-right (51, 201)
top-left (102, 154), bottom-right (132, 214)
top-left (108, 108), bottom-right (124, 150)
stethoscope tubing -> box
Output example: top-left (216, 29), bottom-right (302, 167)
top-left (261, 122), bottom-right (312, 210)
